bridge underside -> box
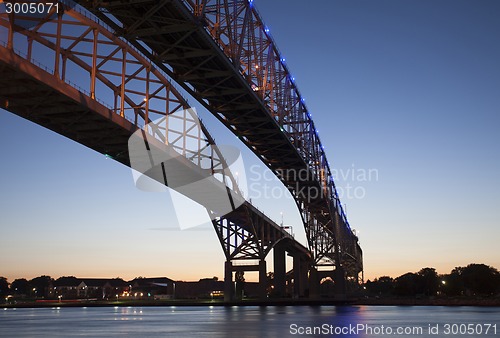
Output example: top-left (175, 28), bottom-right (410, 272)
top-left (2, 0), bottom-right (362, 300)
top-left (0, 46), bottom-right (135, 167)
top-left (78, 0), bottom-right (363, 291)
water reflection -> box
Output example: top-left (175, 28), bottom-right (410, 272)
top-left (0, 306), bottom-right (499, 337)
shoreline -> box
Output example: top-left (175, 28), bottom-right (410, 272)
top-left (3, 297), bottom-right (500, 308)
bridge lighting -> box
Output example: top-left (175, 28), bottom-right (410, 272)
top-left (264, 27), bottom-right (270, 33)
top-left (280, 57), bottom-right (285, 63)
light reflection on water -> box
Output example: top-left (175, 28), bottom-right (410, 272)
top-left (0, 306), bottom-right (499, 337)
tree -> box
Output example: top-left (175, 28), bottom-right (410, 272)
top-left (394, 273), bottom-right (418, 296)
top-left (442, 267), bottom-right (465, 296)
top-left (441, 264), bottom-right (500, 296)
top-left (417, 268), bottom-right (439, 296)
top-left (0, 277), bottom-right (9, 298)
top-left (366, 276), bottom-right (394, 296)
top-left (461, 264), bottom-right (499, 295)
top-left (30, 276), bottom-right (53, 298)
top-left (10, 278), bottom-right (30, 296)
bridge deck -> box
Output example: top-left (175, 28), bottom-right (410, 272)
top-left (0, 45), bottom-right (135, 166)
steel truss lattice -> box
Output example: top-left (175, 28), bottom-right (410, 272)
top-left (0, 2), bottom-right (306, 280)
top-left (75, 0), bottom-right (362, 285)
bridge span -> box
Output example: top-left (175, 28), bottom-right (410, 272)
top-left (77, 0), bottom-right (363, 292)
top-left (1, 0), bottom-right (362, 299)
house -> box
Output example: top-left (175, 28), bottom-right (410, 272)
top-left (174, 277), bottom-right (224, 299)
top-left (79, 278), bottom-right (128, 299)
top-left (103, 278), bottom-right (129, 299)
top-left (53, 277), bottom-right (128, 299)
top-left (53, 276), bottom-right (81, 299)
top-left (130, 277), bottom-right (175, 299)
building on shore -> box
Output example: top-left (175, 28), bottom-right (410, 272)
top-left (53, 277), bottom-right (129, 300)
top-left (8, 275), bottom-right (262, 300)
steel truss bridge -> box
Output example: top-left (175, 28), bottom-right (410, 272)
top-left (0, 0), bottom-right (362, 300)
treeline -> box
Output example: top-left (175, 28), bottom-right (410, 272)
top-left (365, 264), bottom-right (500, 297)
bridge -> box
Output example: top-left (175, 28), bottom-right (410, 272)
top-left (0, 0), bottom-right (362, 300)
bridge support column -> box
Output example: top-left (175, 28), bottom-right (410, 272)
top-left (300, 258), bottom-right (309, 297)
top-left (293, 255), bottom-right (307, 298)
top-left (334, 266), bottom-right (347, 300)
top-left (258, 259), bottom-right (267, 300)
top-left (273, 243), bottom-right (286, 298)
top-left (309, 266), bottom-right (319, 299)
top-left (224, 261), bottom-right (233, 302)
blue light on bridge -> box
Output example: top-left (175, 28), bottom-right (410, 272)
top-left (264, 27), bottom-right (270, 33)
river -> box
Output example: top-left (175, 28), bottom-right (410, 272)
top-left (1, 305), bottom-right (499, 337)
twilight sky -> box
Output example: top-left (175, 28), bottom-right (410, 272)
top-left (1, 0), bottom-right (499, 282)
